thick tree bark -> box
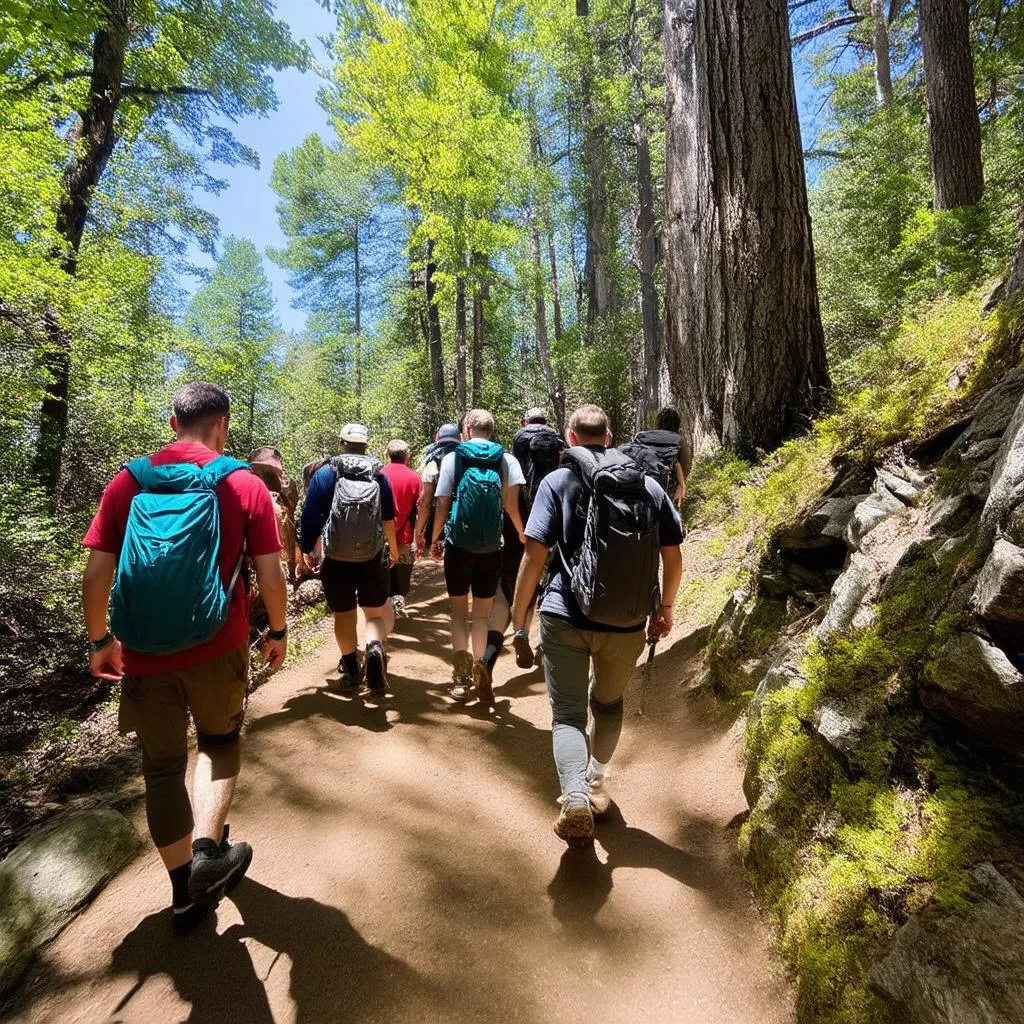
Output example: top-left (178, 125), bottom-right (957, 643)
top-left (663, 0), bottom-right (829, 457)
top-left (870, 0), bottom-right (893, 107)
top-left (547, 232), bottom-right (564, 344)
top-left (34, 0), bottom-right (130, 494)
top-left (455, 273), bottom-right (467, 416)
top-left (531, 226), bottom-right (564, 431)
top-left (920, 0), bottom-right (984, 210)
top-left (424, 239), bottom-right (446, 422)
top-left (353, 221), bottom-right (363, 419)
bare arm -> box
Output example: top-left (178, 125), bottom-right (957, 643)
top-left (415, 481), bottom-right (435, 548)
top-left (673, 462), bottom-right (686, 504)
top-left (431, 495), bottom-right (452, 549)
top-left (383, 519), bottom-right (400, 564)
top-left (504, 483), bottom-right (526, 541)
top-left (650, 544), bottom-right (683, 640)
top-left (252, 552), bottom-right (288, 670)
top-left (512, 539), bottom-right (549, 631)
top-left (83, 550), bottom-right (123, 680)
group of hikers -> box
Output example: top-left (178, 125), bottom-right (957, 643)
top-left (82, 380), bottom-right (690, 934)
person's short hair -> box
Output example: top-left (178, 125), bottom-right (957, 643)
top-left (568, 404), bottom-right (609, 443)
top-left (523, 407), bottom-right (547, 425)
top-left (464, 408), bottom-right (495, 437)
top-left (172, 382), bottom-right (230, 429)
top-left (387, 439), bottom-right (410, 463)
top-left (655, 406), bottom-right (682, 433)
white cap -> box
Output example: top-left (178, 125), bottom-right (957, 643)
top-left (340, 423), bottom-right (370, 444)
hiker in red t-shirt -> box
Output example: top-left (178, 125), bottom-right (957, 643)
top-left (82, 382), bottom-right (287, 934)
top-left (380, 439), bottom-right (423, 616)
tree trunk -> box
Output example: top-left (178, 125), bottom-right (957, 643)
top-left (920, 0), bottom-right (984, 210)
top-left (531, 225), bottom-right (564, 430)
top-left (353, 222), bottom-right (363, 419)
top-left (472, 263), bottom-right (486, 408)
top-left (34, 0), bottom-right (130, 494)
top-left (547, 232), bottom-right (564, 343)
top-left (870, 0), bottom-right (893, 107)
top-left (455, 272), bottom-right (467, 416)
top-left (424, 239), bottom-right (446, 421)
top-left (662, 0), bottom-right (829, 457)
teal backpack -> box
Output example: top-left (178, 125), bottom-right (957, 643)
top-left (446, 440), bottom-right (506, 553)
top-left (110, 456), bottom-right (250, 655)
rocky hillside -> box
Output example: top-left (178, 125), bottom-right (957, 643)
top-left (697, 306), bottom-right (1024, 1022)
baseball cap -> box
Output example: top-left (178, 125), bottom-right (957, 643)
top-left (340, 423), bottom-right (370, 444)
top-left (437, 423), bottom-right (460, 441)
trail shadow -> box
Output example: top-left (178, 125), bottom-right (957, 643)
top-left (108, 880), bottom-right (440, 1023)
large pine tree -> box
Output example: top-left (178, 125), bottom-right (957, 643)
top-left (662, 0), bottom-right (829, 456)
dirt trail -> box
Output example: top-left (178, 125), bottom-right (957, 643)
top-left (7, 565), bottom-right (793, 1024)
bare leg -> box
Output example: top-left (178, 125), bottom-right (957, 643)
top-left (450, 594), bottom-right (471, 652)
top-left (362, 601), bottom-right (394, 646)
top-left (488, 588), bottom-right (511, 633)
top-left (471, 596), bottom-right (495, 660)
top-left (334, 609), bottom-right (358, 655)
top-left (191, 742), bottom-right (241, 843)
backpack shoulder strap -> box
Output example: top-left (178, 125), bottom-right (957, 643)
top-left (124, 457), bottom-right (155, 489)
top-left (204, 456), bottom-right (251, 487)
top-left (562, 446), bottom-right (600, 486)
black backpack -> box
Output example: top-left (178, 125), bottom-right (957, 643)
top-left (421, 438), bottom-right (459, 544)
top-left (512, 423), bottom-right (566, 514)
top-left (561, 447), bottom-right (661, 629)
top-left (621, 429), bottom-right (681, 495)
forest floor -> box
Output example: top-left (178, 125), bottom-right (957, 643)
top-left (4, 563), bottom-right (793, 1024)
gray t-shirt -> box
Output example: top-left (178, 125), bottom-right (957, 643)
top-left (525, 449), bottom-right (684, 632)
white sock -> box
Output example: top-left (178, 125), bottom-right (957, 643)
top-left (588, 756), bottom-right (609, 781)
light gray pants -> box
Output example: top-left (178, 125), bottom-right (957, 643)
top-left (540, 614), bottom-right (646, 800)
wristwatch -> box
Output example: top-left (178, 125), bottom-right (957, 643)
top-left (266, 625), bottom-right (287, 641)
top-left (87, 632), bottom-right (114, 654)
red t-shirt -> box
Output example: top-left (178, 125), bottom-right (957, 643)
top-left (83, 441), bottom-right (281, 676)
top-left (380, 462), bottom-right (422, 545)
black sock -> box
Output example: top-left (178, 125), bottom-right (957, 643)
top-left (342, 652), bottom-right (359, 675)
top-left (170, 861), bottom-right (192, 909)
top-left (483, 630), bottom-right (504, 671)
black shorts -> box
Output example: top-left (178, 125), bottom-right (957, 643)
top-left (444, 544), bottom-right (502, 599)
top-left (500, 520), bottom-right (525, 605)
top-left (321, 554), bottom-right (389, 613)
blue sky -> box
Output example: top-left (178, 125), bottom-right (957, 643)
top-left (190, 3), bottom-right (827, 337)
top-left (187, 1), bottom-right (336, 335)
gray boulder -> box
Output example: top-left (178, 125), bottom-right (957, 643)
top-left (869, 862), bottom-right (1024, 1024)
top-left (946, 363), bottom-right (1024, 464)
top-left (0, 808), bottom-right (139, 996)
top-left (291, 577), bottom-right (326, 609)
top-left (978, 392), bottom-right (1024, 553)
top-left (847, 489), bottom-right (905, 549)
top-left (972, 539), bottom-right (1024, 627)
top-left (819, 553), bottom-right (874, 638)
top-left (812, 698), bottom-right (869, 761)
top-left (877, 469), bottom-right (926, 507)
top-left (923, 632), bottom-right (1024, 751)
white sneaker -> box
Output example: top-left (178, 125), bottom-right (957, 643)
top-left (393, 595), bottom-right (407, 618)
top-left (587, 775), bottom-right (612, 816)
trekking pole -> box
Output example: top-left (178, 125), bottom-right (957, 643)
top-left (637, 639), bottom-right (658, 719)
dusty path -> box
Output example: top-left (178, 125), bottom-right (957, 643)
top-left (7, 565), bottom-right (793, 1024)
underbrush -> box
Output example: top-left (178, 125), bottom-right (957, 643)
top-left (687, 289), bottom-right (1024, 1023)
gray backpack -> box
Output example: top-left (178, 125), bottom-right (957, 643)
top-left (322, 454), bottom-right (385, 563)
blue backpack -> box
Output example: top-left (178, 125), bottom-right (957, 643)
top-left (110, 455), bottom-right (250, 655)
top-left (445, 440), bottom-right (505, 553)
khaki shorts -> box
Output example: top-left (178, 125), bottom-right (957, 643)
top-left (119, 644), bottom-right (249, 756)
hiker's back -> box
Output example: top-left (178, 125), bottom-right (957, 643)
top-left (621, 429), bottom-right (682, 495)
top-left (446, 439), bottom-right (505, 553)
top-left (512, 423), bottom-right (565, 518)
top-left (323, 454), bottom-right (385, 563)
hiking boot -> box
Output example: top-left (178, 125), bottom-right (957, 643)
top-left (554, 793), bottom-right (595, 848)
top-left (173, 825), bottom-right (240, 935)
top-left (534, 644), bottom-right (544, 666)
top-left (393, 594), bottom-right (408, 618)
top-left (450, 649), bottom-right (474, 702)
top-left (512, 629), bottom-right (534, 669)
top-left (587, 775), bottom-right (612, 817)
top-left (188, 830), bottom-right (253, 907)
top-left (473, 659), bottom-right (493, 705)
top-left (364, 642), bottom-right (388, 694)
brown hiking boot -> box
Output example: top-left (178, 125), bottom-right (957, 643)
top-left (450, 650), bottom-right (474, 702)
top-left (473, 659), bottom-right (493, 705)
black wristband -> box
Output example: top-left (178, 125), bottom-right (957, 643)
top-left (266, 625), bottom-right (287, 641)
top-left (87, 632), bottom-right (114, 654)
